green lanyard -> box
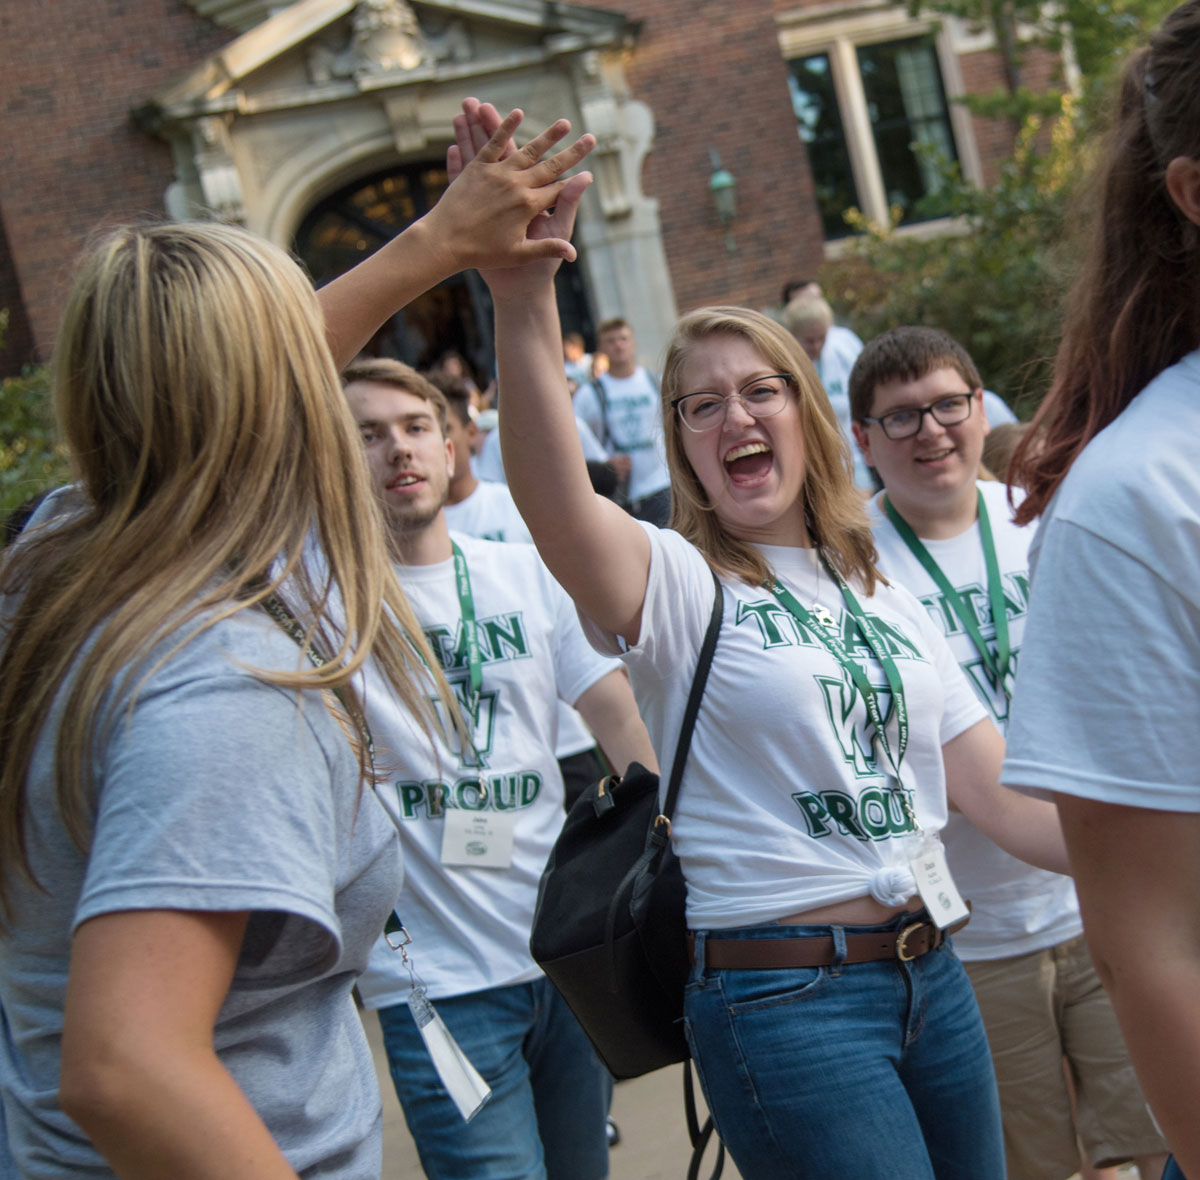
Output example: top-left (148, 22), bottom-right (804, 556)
top-left (883, 490), bottom-right (1013, 701)
top-left (450, 540), bottom-right (486, 764)
top-left (768, 556), bottom-right (909, 786)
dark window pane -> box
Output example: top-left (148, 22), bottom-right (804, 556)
top-left (787, 53), bottom-right (860, 239)
top-left (857, 36), bottom-right (957, 224)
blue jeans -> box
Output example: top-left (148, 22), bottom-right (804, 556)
top-left (684, 915), bottom-right (1005, 1180)
top-left (376, 976), bottom-right (609, 1180)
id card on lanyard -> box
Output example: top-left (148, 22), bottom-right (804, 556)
top-left (768, 555), bottom-right (969, 928)
top-left (261, 594), bottom-right (491, 1120)
top-left (443, 541), bottom-right (517, 868)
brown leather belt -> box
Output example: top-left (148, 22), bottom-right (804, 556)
top-left (688, 914), bottom-right (969, 970)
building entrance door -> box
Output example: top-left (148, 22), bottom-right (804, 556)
top-left (295, 160), bottom-right (594, 389)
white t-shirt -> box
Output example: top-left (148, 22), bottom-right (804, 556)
top-left (868, 482), bottom-right (1081, 959)
top-left (444, 480), bottom-right (533, 544)
top-left (983, 390), bottom-right (1019, 427)
top-left (825, 323), bottom-right (864, 373)
top-left (476, 414), bottom-right (607, 484)
top-left (580, 524), bottom-right (986, 929)
top-left (573, 369), bottom-right (671, 502)
top-left (443, 482), bottom-right (597, 760)
top-left (358, 535), bottom-right (618, 1003)
top-left (1003, 348), bottom-right (1200, 812)
top-left (818, 347), bottom-right (873, 490)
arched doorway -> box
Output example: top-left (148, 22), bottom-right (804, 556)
top-left (294, 160), bottom-right (595, 389)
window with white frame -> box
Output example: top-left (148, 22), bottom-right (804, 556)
top-left (779, 6), bottom-right (983, 239)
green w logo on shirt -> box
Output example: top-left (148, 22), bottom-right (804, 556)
top-left (815, 672), bottom-right (892, 778)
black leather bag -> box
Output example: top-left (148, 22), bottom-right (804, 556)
top-left (529, 572), bottom-right (723, 1080)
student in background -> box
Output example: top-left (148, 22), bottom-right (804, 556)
top-left (344, 359), bottom-right (653, 1180)
top-left (851, 325), bottom-right (1166, 1180)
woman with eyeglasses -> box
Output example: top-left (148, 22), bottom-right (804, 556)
top-left (1004, 5), bottom-right (1200, 1178)
top-left (449, 97), bottom-right (1068, 1179)
top-left (0, 108), bottom-right (591, 1180)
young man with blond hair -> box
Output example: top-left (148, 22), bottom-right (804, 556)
top-left (344, 357), bottom-right (655, 1180)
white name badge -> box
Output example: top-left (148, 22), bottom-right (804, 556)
top-left (408, 988), bottom-right (492, 1122)
top-left (909, 840), bottom-right (970, 929)
top-left (441, 809), bottom-right (517, 869)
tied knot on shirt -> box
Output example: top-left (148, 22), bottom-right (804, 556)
top-left (869, 864), bottom-right (917, 909)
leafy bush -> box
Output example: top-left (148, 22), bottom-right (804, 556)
top-left (825, 105), bottom-right (1080, 412)
top-left (824, 0), bottom-right (1180, 417)
top-left (0, 312), bottom-right (71, 523)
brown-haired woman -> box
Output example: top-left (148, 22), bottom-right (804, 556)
top-left (455, 97), bottom-right (1069, 1180)
top-left (0, 109), bottom-right (592, 1180)
top-left (1003, 5), bottom-right (1200, 1179)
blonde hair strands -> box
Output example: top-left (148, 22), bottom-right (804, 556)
top-left (0, 223), bottom-right (450, 924)
top-left (661, 306), bottom-right (880, 593)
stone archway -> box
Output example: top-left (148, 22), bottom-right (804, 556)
top-left (142, 0), bottom-right (678, 364)
top-left (294, 159), bottom-right (596, 376)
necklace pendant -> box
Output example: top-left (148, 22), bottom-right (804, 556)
top-left (812, 605), bottom-right (837, 629)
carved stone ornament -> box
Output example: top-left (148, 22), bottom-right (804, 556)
top-left (353, 0), bottom-right (427, 74)
top-left (191, 115), bottom-right (246, 224)
top-left (306, 2), bottom-right (475, 85)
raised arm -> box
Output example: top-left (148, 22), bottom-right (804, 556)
top-left (942, 718), bottom-right (1070, 876)
top-left (317, 108), bottom-right (595, 369)
top-left (454, 99), bottom-right (652, 644)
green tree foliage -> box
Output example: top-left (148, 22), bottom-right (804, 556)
top-left (827, 107), bottom-right (1078, 409)
top-left (824, 0), bottom-right (1178, 413)
top-left (907, 0), bottom-right (1178, 92)
top-left (0, 311), bottom-right (71, 524)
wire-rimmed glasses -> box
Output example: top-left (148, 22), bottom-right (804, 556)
top-left (672, 374), bottom-right (793, 433)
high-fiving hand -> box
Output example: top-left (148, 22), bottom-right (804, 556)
top-left (444, 98), bottom-right (594, 291)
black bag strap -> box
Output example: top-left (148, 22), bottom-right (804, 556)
top-left (684, 1062), bottom-right (725, 1180)
top-left (661, 567), bottom-right (724, 821)
top-left (600, 567), bottom-right (723, 967)
top-left (671, 575), bottom-right (725, 1180)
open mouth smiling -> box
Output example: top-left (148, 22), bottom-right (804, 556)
top-left (388, 473), bottom-right (423, 489)
top-left (915, 447), bottom-right (954, 465)
top-left (723, 440), bottom-right (774, 483)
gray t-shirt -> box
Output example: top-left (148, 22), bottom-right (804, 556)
top-left (0, 607), bottom-right (403, 1178)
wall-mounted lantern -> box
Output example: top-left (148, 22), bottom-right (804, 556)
top-left (708, 148), bottom-right (737, 253)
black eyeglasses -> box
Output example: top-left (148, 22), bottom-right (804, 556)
top-left (671, 374), bottom-right (793, 433)
top-left (861, 392), bottom-right (975, 440)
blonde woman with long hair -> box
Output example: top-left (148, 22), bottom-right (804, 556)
top-left (0, 109), bottom-right (592, 1180)
top-left (451, 97), bottom-right (1069, 1180)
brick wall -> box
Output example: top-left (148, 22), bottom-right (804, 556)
top-left (0, 0), bottom-right (230, 365)
top-left (587, 0), bottom-right (827, 315)
top-left (0, 0), bottom-right (1066, 366)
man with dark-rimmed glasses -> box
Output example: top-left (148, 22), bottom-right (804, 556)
top-left (848, 325), bottom-right (1167, 1180)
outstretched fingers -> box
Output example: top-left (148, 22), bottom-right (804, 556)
top-left (472, 106), bottom-right (525, 165)
top-left (513, 123), bottom-right (596, 185)
top-left (520, 171), bottom-right (593, 261)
